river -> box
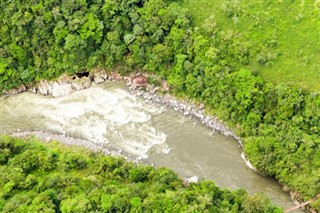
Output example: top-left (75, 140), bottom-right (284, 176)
top-left (0, 81), bottom-right (302, 211)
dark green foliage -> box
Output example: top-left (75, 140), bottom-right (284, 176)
top-left (129, 166), bottom-right (152, 183)
top-left (242, 193), bottom-right (281, 213)
top-left (0, 136), bottom-right (280, 212)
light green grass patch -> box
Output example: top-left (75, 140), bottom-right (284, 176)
top-left (180, 0), bottom-right (320, 91)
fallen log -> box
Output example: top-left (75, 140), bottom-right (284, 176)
top-left (285, 194), bottom-right (320, 212)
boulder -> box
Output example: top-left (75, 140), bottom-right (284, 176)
top-left (132, 75), bottom-right (148, 87)
top-left (16, 84), bottom-right (27, 93)
top-left (161, 80), bottom-right (170, 91)
top-left (4, 84), bottom-right (27, 95)
top-left (29, 86), bottom-right (37, 93)
top-left (38, 80), bottom-right (53, 96)
top-left (199, 103), bottom-right (205, 110)
top-left (52, 82), bottom-right (72, 97)
top-left (71, 76), bottom-right (92, 90)
top-left (90, 69), bottom-right (107, 84)
top-left (109, 71), bottom-right (122, 81)
top-left (58, 74), bottom-right (72, 83)
top-left (183, 176), bottom-right (199, 186)
top-left (93, 74), bottom-right (105, 84)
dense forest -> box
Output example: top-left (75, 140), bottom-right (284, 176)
top-left (0, 135), bottom-right (281, 212)
top-left (0, 0), bottom-right (319, 210)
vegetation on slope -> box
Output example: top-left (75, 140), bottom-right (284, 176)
top-left (0, 135), bottom-right (281, 212)
top-left (0, 0), bottom-right (319, 209)
top-left (180, 0), bottom-right (320, 91)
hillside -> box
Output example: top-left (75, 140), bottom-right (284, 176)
top-left (181, 0), bottom-right (320, 91)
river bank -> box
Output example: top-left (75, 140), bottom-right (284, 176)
top-left (10, 131), bottom-right (141, 163)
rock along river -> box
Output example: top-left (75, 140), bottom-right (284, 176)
top-left (0, 81), bottom-right (302, 212)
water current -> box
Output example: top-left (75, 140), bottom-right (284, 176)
top-left (0, 81), bottom-right (302, 211)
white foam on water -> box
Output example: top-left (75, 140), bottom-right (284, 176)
top-left (2, 83), bottom-right (170, 159)
top-left (106, 122), bottom-right (168, 159)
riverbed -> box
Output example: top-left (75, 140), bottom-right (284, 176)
top-left (0, 81), bottom-right (302, 211)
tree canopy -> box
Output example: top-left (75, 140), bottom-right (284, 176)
top-left (0, 135), bottom-right (281, 212)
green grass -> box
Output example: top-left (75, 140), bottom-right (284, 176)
top-left (180, 0), bottom-right (320, 91)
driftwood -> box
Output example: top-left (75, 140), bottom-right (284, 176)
top-left (285, 194), bottom-right (320, 212)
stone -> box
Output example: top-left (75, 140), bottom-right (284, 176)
top-left (132, 75), bottom-right (148, 87)
top-left (58, 74), bottom-right (72, 83)
top-left (184, 176), bottom-right (199, 186)
top-left (110, 71), bottom-right (122, 81)
top-left (16, 84), bottom-right (27, 93)
top-left (71, 77), bottom-right (91, 90)
top-left (93, 74), bottom-right (105, 84)
top-left (52, 82), bottom-right (72, 97)
top-left (29, 86), bottom-right (37, 93)
top-left (150, 86), bottom-right (159, 94)
top-left (4, 84), bottom-right (27, 95)
top-left (199, 103), bottom-right (205, 110)
top-left (283, 185), bottom-right (290, 192)
top-left (90, 69), bottom-right (107, 84)
top-left (38, 80), bottom-right (53, 96)
top-left (82, 77), bottom-right (92, 89)
top-left (161, 80), bottom-right (170, 91)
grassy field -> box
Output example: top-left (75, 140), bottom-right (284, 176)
top-left (180, 0), bottom-right (320, 91)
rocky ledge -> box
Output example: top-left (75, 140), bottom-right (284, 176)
top-left (1, 68), bottom-right (108, 97)
top-left (33, 68), bottom-right (108, 97)
top-left (1, 69), bottom-right (154, 98)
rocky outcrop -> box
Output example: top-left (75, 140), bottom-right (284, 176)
top-left (37, 78), bottom-right (74, 97)
top-left (1, 69), bottom-right (110, 98)
top-left (124, 73), bottom-right (171, 94)
top-left (2, 84), bottom-right (27, 96)
top-left (51, 81), bottom-right (73, 97)
top-left (34, 70), bottom-right (107, 97)
top-left (132, 75), bottom-right (148, 87)
top-left (109, 71), bottom-right (123, 81)
top-left (89, 68), bottom-right (108, 84)
top-left (71, 76), bottom-right (91, 91)
top-left (37, 80), bottom-right (54, 96)
top-left (2, 70), bottom-right (149, 98)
